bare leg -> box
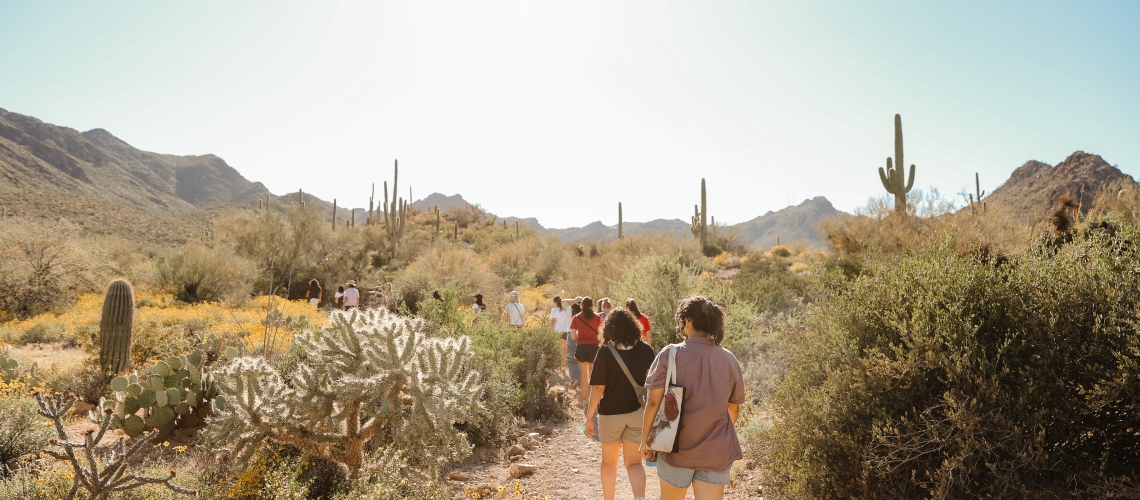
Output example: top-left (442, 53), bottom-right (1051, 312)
top-left (692, 479), bottom-right (726, 500)
top-left (577, 361), bottom-right (592, 401)
top-left (660, 478), bottom-right (687, 500)
top-left (621, 439), bottom-right (646, 499)
top-left (599, 441), bottom-right (621, 500)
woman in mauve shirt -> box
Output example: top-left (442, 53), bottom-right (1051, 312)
top-left (640, 295), bottom-right (744, 499)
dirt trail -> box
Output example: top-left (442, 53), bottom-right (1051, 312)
top-left (445, 391), bottom-right (757, 500)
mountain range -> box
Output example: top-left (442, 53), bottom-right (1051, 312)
top-left (0, 107), bottom-right (1128, 249)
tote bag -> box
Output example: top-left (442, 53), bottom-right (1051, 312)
top-left (647, 345), bottom-right (684, 453)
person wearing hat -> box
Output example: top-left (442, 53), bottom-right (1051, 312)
top-left (343, 281), bottom-right (360, 309)
top-left (503, 290), bottom-right (526, 327)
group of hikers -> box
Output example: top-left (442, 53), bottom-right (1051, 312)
top-left (302, 279), bottom-right (394, 310)
top-left (304, 279), bottom-right (743, 499)
top-left (549, 294), bottom-right (743, 500)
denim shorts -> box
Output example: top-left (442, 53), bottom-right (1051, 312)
top-left (656, 458), bottom-right (732, 488)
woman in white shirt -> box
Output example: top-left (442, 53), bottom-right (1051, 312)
top-left (504, 291), bottom-right (526, 326)
top-left (551, 296), bottom-right (579, 382)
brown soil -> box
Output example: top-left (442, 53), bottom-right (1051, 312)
top-left (443, 388), bottom-right (758, 500)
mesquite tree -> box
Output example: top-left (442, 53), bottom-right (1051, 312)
top-left (203, 309), bottom-right (482, 476)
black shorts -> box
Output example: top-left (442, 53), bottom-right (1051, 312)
top-left (574, 343), bottom-right (600, 363)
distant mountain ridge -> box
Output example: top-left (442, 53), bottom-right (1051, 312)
top-left (985, 151), bottom-right (1129, 222)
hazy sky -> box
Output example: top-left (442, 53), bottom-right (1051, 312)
top-left (2, 1), bottom-right (1138, 228)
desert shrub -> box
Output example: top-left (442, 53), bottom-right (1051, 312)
top-left (1089, 178), bottom-right (1140, 224)
top-left (0, 456), bottom-right (75, 498)
top-left (761, 224), bottom-right (1140, 498)
top-left (17, 322), bottom-right (68, 345)
top-left (0, 217), bottom-right (107, 319)
top-left (464, 322), bottom-right (567, 423)
top-left (0, 380), bottom-right (52, 468)
top-left (609, 253), bottom-right (701, 349)
top-left (156, 243), bottom-right (256, 303)
top-left (731, 252), bottom-right (812, 315)
top-left (39, 360), bottom-right (108, 404)
top-left (333, 448), bottom-right (452, 500)
top-left (223, 205), bottom-right (331, 294)
top-left (399, 248), bottom-right (504, 314)
top-left (819, 191), bottom-right (1032, 261)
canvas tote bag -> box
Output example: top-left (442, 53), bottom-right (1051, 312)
top-left (647, 345), bottom-right (684, 453)
top-left (607, 344), bottom-right (646, 406)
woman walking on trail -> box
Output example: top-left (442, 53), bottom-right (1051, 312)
top-left (306, 279), bottom-right (322, 309)
top-left (472, 293), bottom-right (486, 314)
top-left (550, 296), bottom-right (579, 381)
top-left (640, 295), bottom-right (744, 500)
top-left (334, 285), bottom-right (345, 309)
top-left (626, 298), bottom-right (652, 345)
top-left (597, 297), bottom-right (613, 320)
top-left (571, 297), bottom-right (603, 402)
top-left (585, 309), bottom-right (654, 500)
top-left (503, 290), bottom-right (526, 326)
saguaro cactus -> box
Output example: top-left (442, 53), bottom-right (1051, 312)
top-left (690, 180), bottom-right (707, 248)
top-left (970, 172), bottom-right (987, 212)
top-left (878, 114), bottom-right (916, 215)
top-left (383, 160), bottom-right (408, 249)
top-left (99, 279), bottom-right (135, 375)
top-left (332, 199), bottom-right (338, 230)
top-left (618, 202), bottom-right (623, 239)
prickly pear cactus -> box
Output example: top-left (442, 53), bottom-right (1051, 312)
top-left (0, 346), bottom-right (39, 384)
top-left (99, 279), bottom-right (135, 374)
top-left (98, 335), bottom-right (237, 437)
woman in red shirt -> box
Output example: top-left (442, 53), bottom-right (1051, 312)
top-left (627, 298), bottom-right (652, 345)
top-left (571, 297), bottom-right (603, 402)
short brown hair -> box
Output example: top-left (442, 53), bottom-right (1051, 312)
top-left (602, 309), bottom-right (642, 348)
top-left (674, 295), bottom-right (726, 345)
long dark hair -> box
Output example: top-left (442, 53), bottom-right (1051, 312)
top-left (474, 293), bottom-right (486, 311)
top-left (674, 295), bottom-right (726, 345)
top-left (602, 309), bottom-right (642, 348)
top-left (625, 298), bottom-right (643, 318)
top-left (571, 303), bottom-right (581, 316)
top-left (579, 296), bottom-right (596, 321)
top-left (553, 295), bottom-right (564, 311)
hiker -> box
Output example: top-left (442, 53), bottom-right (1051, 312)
top-left (640, 295), bottom-right (744, 500)
top-left (306, 279), bottom-right (322, 309)
top-left (334, 285), bottom-right (345, 309)
top-left (598, 297), bottom-right (613, 321)
top-left (626, 298), bottom-right (652, 345)
top-left (571, 296), bottom-right (602, 403)
top-left (503, 290), bottom-right (526, 326)
top-left (472, 293), bottom-right (486, 314)
top-left (342, 282), bottom-right (360, 309)
top-left (551, 296), bottom-right (580, 382)
top-left (585, 308), bottom-right (654, 500)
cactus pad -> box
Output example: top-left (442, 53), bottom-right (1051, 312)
top-left (127, 383), bottom-right (143, 397)
top-left (122, 414), bottom-right (145, 437)
top-left (137, 389), bottom-right (156, 407)
top-left (123, 396), bottom-right (140, 415)
top-left (155, 388), bottom-right (168, 407)
top-left (189, 350), bottom-right (205, 367)
top-left (175, 401), bottom-right (190, 416)
top-left (224, 346), bottom-right (238, 360)
top-left (166, 356), bottom-right (182, 371)
top-left (148, 375), bottom-right (164, 392)
top-left (110, 376), bottom-right (129, 393)
top-left (213, 395), bottom-right (228, 412)
top-left (153, 406), bottom-right (175, 426)
top-left (165, 388), bottom-right (182, 405)
top-left (154, 361), bottom-right (172, 377)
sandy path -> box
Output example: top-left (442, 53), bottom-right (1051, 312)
top-left (445, 393), bottom-right (756, 499)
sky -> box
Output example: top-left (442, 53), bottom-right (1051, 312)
top-left (1, 1), bottom-right (1138, 228)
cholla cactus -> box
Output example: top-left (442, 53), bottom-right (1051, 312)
top-left (35, 392), bottom-right (196, 499)
top-left (203, 309), bottom-right (482, 476)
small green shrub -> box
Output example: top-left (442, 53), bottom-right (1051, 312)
top-left (18, 323), bottom-right (68, 345)
top-left (0, 381), bottom-right (52, 467)
top-left (157, 244), bottom-right (256, 303)
top-left (333, 448), bottom-right (452, 500)
top-left (609, 253), bottom-right (700, 349)
top-left (730, 253), bottom-right (811, 314)
top-left (465, 322), bottom-right (567, 422)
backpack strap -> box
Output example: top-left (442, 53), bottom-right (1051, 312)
top-left (607, 344), bottom-right (646, 405)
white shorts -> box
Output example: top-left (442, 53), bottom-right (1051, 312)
top-left (309, 298), bottom-right (320, 307)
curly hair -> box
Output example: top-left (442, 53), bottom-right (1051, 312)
top-left (602, 308), bottom-right (643, 348)
top-left (674, 295), bottom-right (726, 345)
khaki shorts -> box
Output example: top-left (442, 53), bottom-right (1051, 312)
top-left (599, 408), bottom-right (644, 444)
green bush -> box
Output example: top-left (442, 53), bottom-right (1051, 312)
top-left (157, 244), bottom-right (256, 303)
top-left (761, 224), bottom-right (1140, 498)
top-left (730, 254), bottom-right (811, 314)
top-left (0, 382), bottom-right (52, 468)
top-left (464, 322), bottom-right (567, 423)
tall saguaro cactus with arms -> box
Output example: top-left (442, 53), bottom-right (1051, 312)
top-left (878, 114), bottom-right (916, 215)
